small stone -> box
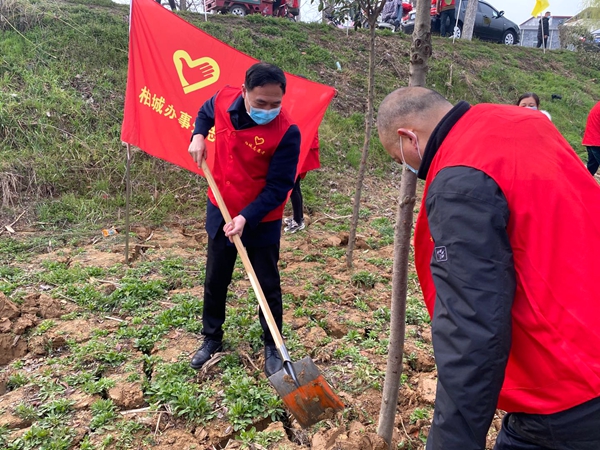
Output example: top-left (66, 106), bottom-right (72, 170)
top-left (0, 293), bottom-right (19, 320)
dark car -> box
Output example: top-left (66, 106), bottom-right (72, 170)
top-left (401, 0), bottom-right (520, 45)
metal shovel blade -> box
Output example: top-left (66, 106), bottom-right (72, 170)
top-left (268, 356), bottom-right (345, 428)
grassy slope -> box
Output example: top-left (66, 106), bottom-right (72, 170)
top-left (1, 0), bottom-right (600, 226)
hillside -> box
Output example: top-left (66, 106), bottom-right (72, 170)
top-left (1, 1), bottom-right (600, 449)
top-left (2, 0), bottom-right (600, 225)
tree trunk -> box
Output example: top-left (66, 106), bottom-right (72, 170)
top-left (461, 0), bottom-right (477, 40)
top-left (345, 21), bottom-right (377, 268)
top-left (377, 0), bottom-right (432, 446)
top-left (408, 0), bottom-right (432, 88)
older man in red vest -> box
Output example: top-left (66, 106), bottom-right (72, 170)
top-left (377, 86), bottom-right (600, 450)
top-left (188, 62), bottom-right (300, 377)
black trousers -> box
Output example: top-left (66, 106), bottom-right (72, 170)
top-left (536, 36), bottom-right (548, 48)
top-left (586, 146), bottom-right (600, 175)
top-left (440, 9), bottom-right (456, 37)
top-left (202, 230), bottom-right (282, 346)
top-left (290, 178), bottom-right (303, 223)
top-left (494, 396), bottom-right (600, 450)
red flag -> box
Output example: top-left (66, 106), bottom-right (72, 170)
top-left (120, 0), bottom-right (335, 176)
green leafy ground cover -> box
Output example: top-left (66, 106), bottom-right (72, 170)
top-left (1, 0), bottom-right (600, 448)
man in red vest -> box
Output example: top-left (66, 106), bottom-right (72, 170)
top-left (582, 100), bottom-right (600, 175)
top-left (377, 86), bottom-right (600, 449)
top-left (187, 62), bottom-right (300, 377)
top-left (436, 0), bottom-right (456, 37)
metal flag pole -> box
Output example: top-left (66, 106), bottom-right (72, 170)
top-left (452, 0), bottom-right (464, 44)
top-left (124, 143), bottom-right (132, 265)
top-left (543, 30), bottom-right (546, 53)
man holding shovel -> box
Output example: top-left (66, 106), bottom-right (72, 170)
top-left (187, 62), bottom-right (300, 377)
top-left (377, 87), bottom-right (600, 449)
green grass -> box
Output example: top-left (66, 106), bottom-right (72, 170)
top-left (2, 0), bottom-right (600, 228)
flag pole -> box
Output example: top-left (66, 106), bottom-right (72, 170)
top-left (125, 143), bottom-right (132, 265)
top-left (204, 0), bottom-right (208, 20)
top-left (452, 0), bottom-right (464, 44)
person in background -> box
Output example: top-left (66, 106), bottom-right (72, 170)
top-left (377, 86), bottom-right (600, 450)
top-left (393, 1), bottom-right (413, 32)
top-left (583, 100), bottom-right (600, 175)
top-left (284, 133), bottom-right (320, 233)
top-left (516, 92), bottom-right (551, 121)
top-left (381, 0), bottom-right (397, 25)
top-left (436, 0), bottom-right (456, 38)
top-left (537, 11), bottom-right (551, 49)
top-left (187, 62), bottom-right (300, 377)
top-left (272, 0), bottom-right (282, 17)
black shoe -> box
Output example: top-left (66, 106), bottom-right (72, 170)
top-left (264, 345), bottom-right (283, 377)
top-left (190, 339), bottom-right (222, 370)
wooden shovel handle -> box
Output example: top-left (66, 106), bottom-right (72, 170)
top-left (201, 160), bottom-right (285, 349)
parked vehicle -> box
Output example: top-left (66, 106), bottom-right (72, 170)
top-left (205, 0), bottom-right (297, 18)
top-left (401, 0), bottom-right (520, 45)
top-left (204, 0), bottom-right (269, 16)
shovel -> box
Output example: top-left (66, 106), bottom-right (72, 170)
top-left (201, 160), bottom-right (344, 428)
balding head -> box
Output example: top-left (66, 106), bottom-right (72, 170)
top-left (377, 87), bottom-right (453, 169)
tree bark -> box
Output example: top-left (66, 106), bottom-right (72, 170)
top-left (377, 0), bottom-right (432, 446)
top-left (461, 0), bottom-right (477, 40)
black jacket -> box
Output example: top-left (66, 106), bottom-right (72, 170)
top-left (537, 16), bottom-right (549, 38)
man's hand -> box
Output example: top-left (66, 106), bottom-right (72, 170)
top-left (223, 215), bottom-right (247, 242)
top-left (188, 134), bottom-right (206, 168)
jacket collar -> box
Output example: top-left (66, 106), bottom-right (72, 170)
top-left (417, 101), bottom-right (471, 180)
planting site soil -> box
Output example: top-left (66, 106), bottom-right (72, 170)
top-left (0, 177), bottom-right (504, 449)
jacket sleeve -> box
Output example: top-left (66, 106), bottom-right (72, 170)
top-left (240, 125), bottom-right (300, 227)
top-left (424, 167), bottom-right (516, 450)
top-left (192, 95), bottom-right (216, 138)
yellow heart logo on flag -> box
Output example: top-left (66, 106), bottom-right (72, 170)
top-left (255, 136), bottom-right (265, 146)
top-left (173, 50), bottom-right (220, 94)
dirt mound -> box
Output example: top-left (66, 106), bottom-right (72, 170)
top-left (0, 292), bottom-right (76, 365)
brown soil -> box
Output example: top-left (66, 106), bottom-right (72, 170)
top-left (0, 177), bottom-right (504, 449)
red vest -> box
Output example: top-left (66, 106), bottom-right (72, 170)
top-left (414, 104), bottom-right (600, 414)
top-left (437, 0), bottom-right (455, 12)
top-left (582, 101), bottom-right (600, 146)
top-left (208, 86), bottom-right (292, 222)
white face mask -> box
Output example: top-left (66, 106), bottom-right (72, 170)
top-left (525, 106), bottom-right (538, 110)
top-left (399, 132), bottom-right (422, 174)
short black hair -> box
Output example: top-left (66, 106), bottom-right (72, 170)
top-left (245, 62), bottom-right (287, 94)
top-left (516, 92), bottom-right (540, 107)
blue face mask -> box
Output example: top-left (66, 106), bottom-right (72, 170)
top-left (399, 133), bottom-right (422, 175)
top-left (248, 106), bottom-right (281, 125)
top-left (405, 163), bottom-right (419, 175)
